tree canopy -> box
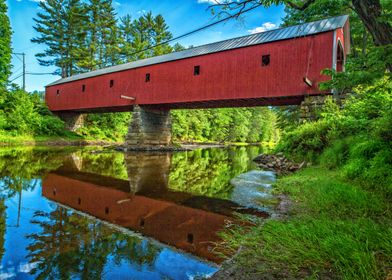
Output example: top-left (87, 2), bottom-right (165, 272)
top-left (0, 0), bottom-right (11, 86)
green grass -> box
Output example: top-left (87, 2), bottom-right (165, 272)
top-left (218, 167), bottom-right (392, 280)
top-left (0, 131), bottom-right (86, 146)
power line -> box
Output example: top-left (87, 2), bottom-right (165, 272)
top-left (128, 3), bottom-right (262, 57)
top-left (9, 73), bottom-right (24, 83)
top-left (9, 71), bottom-right (23, 81)
top-left (13, 65), bottom-right (23, 74)
top-left (26, 72), bottom-right (56, 75)
top-left (12, 52), bottom-right (25, 90)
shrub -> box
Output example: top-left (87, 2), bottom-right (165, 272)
top-left (320, 137), bottom-right (353, 169)
top-left (278, 77), bottom-right (392, 191)
top-left (0, 87), bottom-right (65, 136)
top-left (277, 119), bottom-right (332, 161)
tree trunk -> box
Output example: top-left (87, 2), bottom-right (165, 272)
top-left (352, 0), bottom-right (392, 46)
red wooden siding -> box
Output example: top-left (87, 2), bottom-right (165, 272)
top-left (46, 30), bottom-right (339, 112)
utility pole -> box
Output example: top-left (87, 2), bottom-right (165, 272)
top-left (22, 53), bottom-right (25, 91)
top-left (12, 52), bottom-right (26, 90)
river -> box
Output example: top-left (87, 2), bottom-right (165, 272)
top-left (0, 146), bottom-right (276, 279)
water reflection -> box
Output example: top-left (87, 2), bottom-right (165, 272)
top-left (0, 146), bottom-right (268, 279)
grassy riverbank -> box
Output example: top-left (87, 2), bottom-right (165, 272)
top-left (215, 166), bottom-right (391, 280)
top-left (0, 132), bottom-right (124, 146)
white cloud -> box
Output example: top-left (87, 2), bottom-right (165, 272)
top-left (248, 22), bottom-right (277, 34)
top-left (19, 262), bottom-right (38, 273)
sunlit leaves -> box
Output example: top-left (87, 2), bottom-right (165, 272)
top-left (0, 0), bottom-right (11, 86)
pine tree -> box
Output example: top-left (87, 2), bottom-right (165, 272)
top-left (151, 15), bottom-right (173, 56)
top-left (32, 0), bottom-right (87, 77)
top-left (78, 0), bottom-right (120, 71)
top-left (119, 12), bottom-right (173, 62)
top-left (118, 14), bottom-right (134, 62)
top-left (0, 0), bottom-right (11, 86)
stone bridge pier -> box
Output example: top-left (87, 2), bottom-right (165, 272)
top-left (126, 105), bottom-right (172, 148)
top-left (125, 152), bottom-right (172, 193)
top-left (56, 112), bottom-right (85, 132)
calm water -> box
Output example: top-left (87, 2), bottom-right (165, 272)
top-left (0, 146), bottom-right (275, 280)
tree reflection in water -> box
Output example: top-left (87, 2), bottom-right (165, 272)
top-left (0, 147), bottom-right (70, 271)
top-left (169, 146), bottom-right (264, 199)
top-left (27, 206), bottom-right (161, 279)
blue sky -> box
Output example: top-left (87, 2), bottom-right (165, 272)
top-left (7, 0), bottom-right (285, 91)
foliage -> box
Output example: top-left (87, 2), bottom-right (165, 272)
top-left (0, 0), bottom-right (11, 86)
top-left (77, 0), bottom-right (120, 71)
top-left (119, 12), bottom-right (173, 61)
top-left (74, 107), bottom-right (279, 143)
top-left (171, 107), bottom-right (278, 144)
top-left (32, 0), bottom-right (87, 77)
top-left (32, 0), bottom-right (175, 77)
top-left (77, 112), bottom-right (130, 141)
top-left (0, 87), bottom-right (66, 136)
top-left (278, 78), bottom-right (392, 196)
top-left (218, 167), bottom-right (391, 280)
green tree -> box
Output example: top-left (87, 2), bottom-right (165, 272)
top-left (32, 0), bottom-right (87, 77)
top-left (119, 12), bottom-right (173, 62)
top-left (0, 0), bottom-right (11, 86)
top-left (78, 0), bottom-right (120, 71)
top-left (118, 14), bottom-right (134, 62)
top-left (0, 87), bottom-right (65, 136)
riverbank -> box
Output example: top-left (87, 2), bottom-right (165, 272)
top-left (0, 134), bottom-right (274, 150)
top-left (212, 166), bottom-right (391, 280)
top-left (0, 134), bottom-right (121, 147)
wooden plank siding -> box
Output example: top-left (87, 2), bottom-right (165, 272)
top-left (45, 28), bottom-right (346, 113)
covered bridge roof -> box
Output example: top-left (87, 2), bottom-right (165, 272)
top-left (48, 15), bottom-right (349, 86)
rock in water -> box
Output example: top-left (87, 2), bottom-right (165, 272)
top-left (253, 153), bottom-right (304, 174)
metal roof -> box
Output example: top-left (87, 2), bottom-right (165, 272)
top-left (48, 15), bottom-right (348, 86)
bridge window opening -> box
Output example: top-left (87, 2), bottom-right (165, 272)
top-left (187, 233), bottom-right (194, 244)
top-left (110, 80), bottom-right (114, 87)
top-left (82, 84), bottom-right (86, 92)
top-left (139, 218), bottom-right (145, 227)
top-left (194, 65), bottom-right (200, 75)
top-left (336, 41), bottom-right (344, 72)
top-left (78, 198), bottom-right (81, 205)
top-left (105, 207), bottom-right (109, 215)
top-left (145, 73), bottom-right (150, 82)
top-left (56, 89), bottom-right (60, 96)
top-left (262, 55), bottom-right (270, 66)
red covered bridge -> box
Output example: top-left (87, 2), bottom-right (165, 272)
top-left (45, 15), bottom-right (350, 146)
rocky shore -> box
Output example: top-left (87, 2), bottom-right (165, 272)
top-left (253, 153), bottom-right (305, 174)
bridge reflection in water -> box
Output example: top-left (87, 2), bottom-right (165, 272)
top-left (42, 152), bottom-right (268, 263)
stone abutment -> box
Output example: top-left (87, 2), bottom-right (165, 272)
top-left (126, 105), bottom-right (172, 147)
